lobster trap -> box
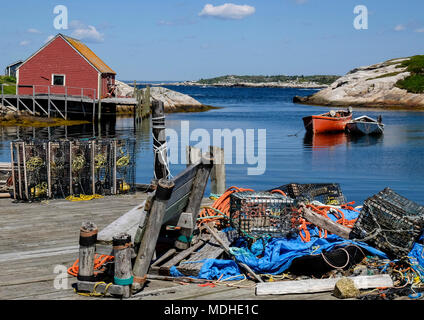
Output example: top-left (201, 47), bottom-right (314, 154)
top-left (10, 138), bottom-right (136, 201)
top-left (230, 191), bottom-right (297, 240)
top-left (113, 139), bottom-right (136, 195)
top-left (11, 140), bottom-right (49, 201)
top-left (351, 188), bottom-right (424, 258)
top-left (271, 183), bottom-right (347, 206)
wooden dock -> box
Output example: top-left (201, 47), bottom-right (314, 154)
top-left (0, 191), bottom-right (348, 301)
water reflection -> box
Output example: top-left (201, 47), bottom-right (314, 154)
top-left (303, 132), bottom-right (384, 149)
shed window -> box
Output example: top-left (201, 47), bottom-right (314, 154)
top-left (52, 74), bottom-right (65, 86)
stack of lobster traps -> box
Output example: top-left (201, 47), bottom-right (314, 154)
top-left (10, 138), bottom-right (136, 202)
top-left (350, 187), bottom-right (424, 258)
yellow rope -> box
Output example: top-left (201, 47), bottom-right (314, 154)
top-left (74, 281), bottom-right (113, 297)
top-left (66, 194), bottom-right (104, 202)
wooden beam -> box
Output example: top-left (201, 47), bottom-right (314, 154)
top-left (300, 204), bottom-right (351, 239)
top-left (255, 275), bottom-right (394, 296)
top-left (131, 179), bottom-right (175, 293)
top-left (158, 235), bottom-right (210, 276)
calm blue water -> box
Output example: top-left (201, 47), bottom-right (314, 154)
top-left (1, 86), bottom-right (423, 205)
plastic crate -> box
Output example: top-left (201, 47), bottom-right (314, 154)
top-left (230, 191), bottom-right (297, 239)
top-left (351, 188), bottom-right (424, 258)
top-left (271, 183), bottom-right (347, 205)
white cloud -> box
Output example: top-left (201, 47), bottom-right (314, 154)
top-left (19, 40), bottom-right (30, 46)
top-left (415, 28), bottom-right (424, 33)
top-left (394, 24), bottom-right (406, 31)
top-left (27, 28), bottom-right (41, 34)
top-left (199, 3), bottom-right (255, 20)
top-left (69, 20), bottom-right (104, 43)
top-left (45, 35), bottom-right (55, 43)
top-left (295, 0), bottom-right (308, 4)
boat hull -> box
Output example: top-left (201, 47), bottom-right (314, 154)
top-left (346, 122), bottom-right (384, 135)
top-left (303, 114), bottom-right (352, 134)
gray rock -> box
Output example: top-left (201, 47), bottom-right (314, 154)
top-left (333, 277), bottom-right (360, 299)
top-left (295, 57), bottom-right (424, 109)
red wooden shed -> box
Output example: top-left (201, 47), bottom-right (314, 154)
top-left (16, 33), bottom-right (116, 99)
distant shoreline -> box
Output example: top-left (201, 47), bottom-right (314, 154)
top-left (125, 81), bottom-right (328, 89)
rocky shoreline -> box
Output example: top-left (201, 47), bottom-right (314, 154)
top-left (293, 57), bottom-right (424, 110)
top-left (115, 80), bottom-right (218, 114)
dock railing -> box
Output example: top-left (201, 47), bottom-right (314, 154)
top-left (1, 84), bottom-right (96, 120)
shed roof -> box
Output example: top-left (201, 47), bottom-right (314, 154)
top-left (62, 35), bottom-right (116, 74)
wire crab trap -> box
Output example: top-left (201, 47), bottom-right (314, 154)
top-left (350, 188), bottom-right (424, 258)
top-left (49, 140), bottom-right (71, 198)
top-left (230, 191), bottom-right (297, 242)
top-left (112, 138), bottom-right (136, 195)
top-left (70, 139), bottom-right (92, 196)
top-left (11, 138), bottom-right (136, 201)
top-left (11, 140), bottom-right (49, 201)
top-left (91, 139), bottom-right (114, 196)
top-left (271, 183), bottom-right (347, 205)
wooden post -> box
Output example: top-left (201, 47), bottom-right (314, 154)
top-left (69, 141), bottom-right (73, 195)
top-left (151, 100), bottom-right (169, 180)
top-left (209, 146), bottom-right (226, 195)
top-left (47, 86), bottom-right (51, 118)
top-left (32, 86), bottom-right (35, 115)
top-left (77, 222), bottom-right (98, 282)
top-left (175, 153), bottom-right (213, 250)
top-left (133, 80), bottom-right (137, 98)
top-left (142, 85), bottom-right (150, 119)
top-left (21, 142), bottom-right (29, 200)
top-left (15, 143), bottom-right (22, 200)
top-left (1, 84), bottom-right (4, 107)
top-left (186, 146), bottom-right (202, 167)
top-left (65, 87), bottom-right (68, 120)
top-left (47, 142), bottom-right (51, 198)
top-left (97, 98), bottom-right (102, 122)
top-left (91, 140), bottom-right (95, 195)
top-left (10, 142), bottom-right (16, 200)
top-left (131, 178), bottom-right (175, 293)
top-left (113, 233), bottom-right (133, 298)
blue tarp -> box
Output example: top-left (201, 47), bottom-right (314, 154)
top-left (170, 209), bottom-right (424, 281)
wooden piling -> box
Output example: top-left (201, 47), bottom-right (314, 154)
top-left (151, 100), bottom-right (169, 180)
top-left (209, 146), bottom-right (226, 195)
top-left (131, 178), bottom-right (175, 293)
top-left (142, 85), bottom-right (151, 119)
top-left (113, 233), bottom-right (133, 298)
top-left (77, 222), bottom-right (98, 282)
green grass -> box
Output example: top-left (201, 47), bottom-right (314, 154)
top-left (367, 71), bottom-right (402, 81)
top-left (396, 74), bottom-right (424, 93)
top-left (0, 75), bottom-right (16, 94)
top-left (394, 55), bottom-right (424, 93)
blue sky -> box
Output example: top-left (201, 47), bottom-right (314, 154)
top-left (1, 0), bottom-right (423, 81)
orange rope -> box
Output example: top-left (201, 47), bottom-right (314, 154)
top-left (295, 203), bottom-right (358, 242)
top-left (67, 254), bottom-right (114, 277)
top-left (197, 186), bottom-right (254, 229)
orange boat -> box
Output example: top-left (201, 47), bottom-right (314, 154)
top-left (303, 108), bottom-right (353, 134)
